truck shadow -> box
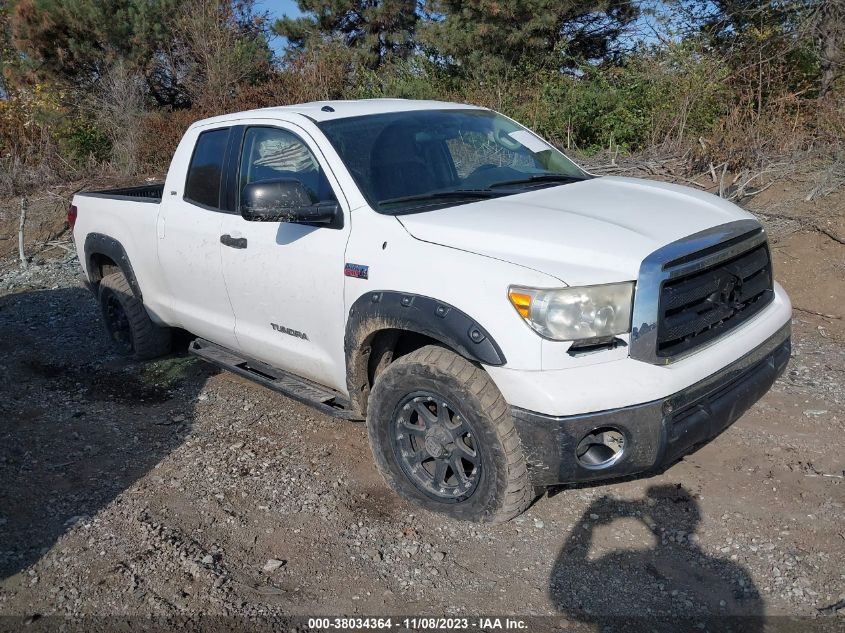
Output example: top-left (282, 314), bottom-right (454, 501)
top-left (549, 484), bottom-right (764, 631)
top-left (0, 285), bottom-right (214, 580)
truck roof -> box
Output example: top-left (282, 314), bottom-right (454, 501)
top-left (190, 99), bottom-right (485, 128)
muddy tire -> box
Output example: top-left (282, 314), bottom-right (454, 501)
top-left (366, 345), bottom-right (533, 523)
top-left (98, 272), bottom-right (171, 360)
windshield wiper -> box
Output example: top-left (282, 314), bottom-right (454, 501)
top-left (378, 189), bottom-right (504, 206)
top-left (489, 174), bottom-right (588, 189)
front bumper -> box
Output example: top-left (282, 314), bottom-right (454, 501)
top-left (512, 324), bottom-right (791, 486)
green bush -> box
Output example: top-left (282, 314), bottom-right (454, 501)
top-left (343, 43), bottom-right (728, 157)
top-left (58, 117), bottom-right (112, 165)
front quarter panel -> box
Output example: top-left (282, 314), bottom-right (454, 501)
top-left (343, 208), bottom-right (560, 372)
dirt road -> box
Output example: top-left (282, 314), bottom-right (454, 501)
top-left (0, 195), bottom-right (843, 631)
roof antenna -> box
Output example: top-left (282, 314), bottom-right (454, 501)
top-left (321, 105), bottom-right (335, 112)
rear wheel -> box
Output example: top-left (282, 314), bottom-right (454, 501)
top-left (98, 272), bottom-right (171, 360)
top-left (367, 345), bottom-right (533, 522)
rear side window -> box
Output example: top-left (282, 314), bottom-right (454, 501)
top-left (185, 128), bottom-right (229, 208)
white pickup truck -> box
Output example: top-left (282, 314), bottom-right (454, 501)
top-left (70, 99), bottom-right (792, 522)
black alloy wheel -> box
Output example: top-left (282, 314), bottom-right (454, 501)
top-left (366, 345), bottom-right (533, 522)
top-left (391, 392), bottom-right (481, 502)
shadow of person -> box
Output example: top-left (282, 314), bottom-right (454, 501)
top-left (0, 286), bottom-right (215, 580)
top-left (549, 484), bottom-right (764, 632)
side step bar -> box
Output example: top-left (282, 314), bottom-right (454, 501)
top-left (189, 338), bottom-right (363, 420)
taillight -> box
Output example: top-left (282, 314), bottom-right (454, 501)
top-left (67, 204), bottom-right (77, 231)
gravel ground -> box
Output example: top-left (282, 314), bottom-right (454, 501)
top-left (0, 227), bottom-right (843, 632)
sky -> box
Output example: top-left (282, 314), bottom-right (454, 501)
top-left (258, 0), bottom-right (303, 56)
top-left (260, 0), bottom-right (302, 19)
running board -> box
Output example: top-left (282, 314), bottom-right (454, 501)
top-left (188, 338), bottom-right (362, 420)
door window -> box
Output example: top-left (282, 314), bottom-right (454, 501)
top-left (184, 128), bottom-right (230, 209)
top-left (238, 127), bottom-right (336, 208)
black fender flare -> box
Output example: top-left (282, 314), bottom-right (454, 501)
top-left (83, 233), bottom-right (143, 300)
top-left (344, 291), bottom-right (506, 414)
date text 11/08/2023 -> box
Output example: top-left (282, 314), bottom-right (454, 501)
top-left (306, 617), bottom-right (528, 630)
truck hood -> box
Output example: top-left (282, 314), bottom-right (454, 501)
top-left (397, 176), bottom-right (758, 286)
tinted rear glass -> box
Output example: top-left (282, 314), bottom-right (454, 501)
top-left (185, 128), bottom-right (229, 208)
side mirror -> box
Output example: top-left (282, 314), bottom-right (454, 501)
top-left (241, 179), bottom-right (338, 224)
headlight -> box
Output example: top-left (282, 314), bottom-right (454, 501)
top-left (508, 283), bottom-right (634, 342)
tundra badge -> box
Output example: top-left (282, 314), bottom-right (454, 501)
top-left (271, 323), bottom-right (309, 340)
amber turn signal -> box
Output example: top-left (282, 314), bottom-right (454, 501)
top-left (508, 290), bottom-right (532, 319)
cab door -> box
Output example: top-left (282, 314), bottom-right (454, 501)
top-left (219, 123), bottom-right (351, 392)
top-left (157, 126), bottom-right (239, 348)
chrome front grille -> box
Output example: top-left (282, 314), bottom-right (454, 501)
top-left (630, 220), bottom-right (774, 365)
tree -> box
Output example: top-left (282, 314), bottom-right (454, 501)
top-left (668, 0), bottom-right (837, 103)
top-left (272, 0), bottom-right (418, 70)
top-left (91, 61), bottom-right (147, 174)
top-left (0, 2), bottom-right (12, 97)
top-left (812, 0), bottom-right (845, 97)
top-left (174, 0), bottom-right (272, 112)
top-left (8, 0), bottom-right (271, 108)
top-left (419, 0), bottom-right (640, 74)
top-left (9, 0), bottom-right (178, 87)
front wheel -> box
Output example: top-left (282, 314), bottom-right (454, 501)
top-left (366, 346), bottom-right (533, 522)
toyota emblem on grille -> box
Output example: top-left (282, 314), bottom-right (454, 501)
top-left (710, 274), bottom-right (743, 310)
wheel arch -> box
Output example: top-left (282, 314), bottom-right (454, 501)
top-left (344, 291), bottom-right (506, 416)
top-left (83, 233), bottom-right (143, 300)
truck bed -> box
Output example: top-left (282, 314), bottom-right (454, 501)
top-left (72, 182), bottom-right (166, 314)
top-left (78, 183), bottom-right (164, 203)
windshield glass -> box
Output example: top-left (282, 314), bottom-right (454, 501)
top-left (317, 109), bottom-right (589, 214)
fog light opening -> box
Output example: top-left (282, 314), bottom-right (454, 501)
top-left (576, 427), bottom-right (625, 469)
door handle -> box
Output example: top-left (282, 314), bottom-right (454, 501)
top-left (220, 234), bottom-right (248, 249)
